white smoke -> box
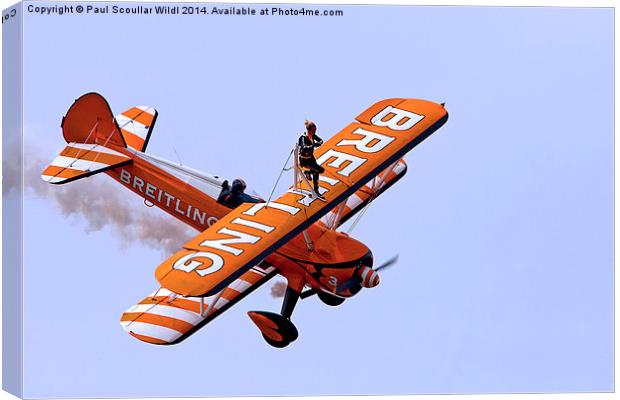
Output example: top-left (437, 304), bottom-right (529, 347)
top-left (7, 144), bottom-right (289, 297)
top-left (6, 145), bottom-right (195, 255)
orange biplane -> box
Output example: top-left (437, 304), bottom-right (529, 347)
top-left (42, 93), bottom-right (448, 347)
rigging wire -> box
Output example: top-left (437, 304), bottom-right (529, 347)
top-left (266, 147), bottom-right (294, 204)
top-left (347, 187), bottom-right (380, 234)
top-left (347, 162), bottom-right (399, 233)
top-left (172, 146), bottom-right (183, 166)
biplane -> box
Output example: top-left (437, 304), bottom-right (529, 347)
top-left (41, 93), bottom-right (448, 347)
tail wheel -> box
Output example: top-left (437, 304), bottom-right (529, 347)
top-left (317, 291), bottom-right (345, 306)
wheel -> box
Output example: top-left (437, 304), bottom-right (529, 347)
top-left (318, 291), bottom-right (345, 306)
top-left (248, 311), bottom-right (300, 348)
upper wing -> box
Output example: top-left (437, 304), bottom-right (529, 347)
top-left (115, 106), bottom-right (158, 152)
top-left (154, 98), bottom-right (448, 297)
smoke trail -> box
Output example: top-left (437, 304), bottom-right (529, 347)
top-left (8, 144), bottom-right (288, 297)
top-left (9, 145), bottom-right (196, 255)
top-left (270, 280), bottom-right (287, 298)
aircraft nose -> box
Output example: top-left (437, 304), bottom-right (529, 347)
top-left (357, 266), bottom-right (380, 288)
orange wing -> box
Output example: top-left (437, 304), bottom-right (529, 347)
top-left (121, 264), bottom-right (277, 344)
top-left (155, 98), bottom-right (448, 297)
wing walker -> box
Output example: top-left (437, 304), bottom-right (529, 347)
top-left (42, 93), bottom-right (448, 347)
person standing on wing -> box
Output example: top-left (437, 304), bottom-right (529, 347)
top-left (298, 120), bottom-right (325, 200)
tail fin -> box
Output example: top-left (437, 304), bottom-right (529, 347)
top-left (42, 93), bottom-right (134, 184)
top-left (61, 92), bottom-right (127, 148)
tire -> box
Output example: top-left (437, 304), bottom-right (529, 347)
top-left (318, 291), bottom-right (345, 306)
top-left (249, 311), bottom-right (299, 347)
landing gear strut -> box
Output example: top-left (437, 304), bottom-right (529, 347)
top-left (248, 286), bottom-right (300, 348)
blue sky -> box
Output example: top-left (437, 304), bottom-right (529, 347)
top-left (13, 3), bottom-right (613, 397)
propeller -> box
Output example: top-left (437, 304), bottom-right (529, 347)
top-left (374, 255), bottom-right (399, 272)
top-left (336, 255), bottom-right (399, 292)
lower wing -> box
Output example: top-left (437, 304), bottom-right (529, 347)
top-left (320, 159), bottom-right (407, 229)
top-left (121, 264), bottom-right (276, 344)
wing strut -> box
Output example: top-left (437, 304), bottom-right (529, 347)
top-left (301, 230), bottom-right (314, 251)
top-left (325, 200), bottom-right (348, 230)
top-left (201, 288), bottom-right (225, 317)
top-left (347, 160), bottom-right (401, 234)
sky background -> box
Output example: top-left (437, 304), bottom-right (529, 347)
top-left (11, 3), bottom-right (614, 398)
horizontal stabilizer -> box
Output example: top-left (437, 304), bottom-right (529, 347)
top-left (41, 142), bottom-right (131, 184)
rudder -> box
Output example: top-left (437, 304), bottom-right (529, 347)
top-left (43, 93), bottom-right (134, 184)
top-left (62, 92), bottom-right (127, 148)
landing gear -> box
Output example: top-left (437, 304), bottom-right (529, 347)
top-left (262, 334), bottom-right (290, 348)
top-left (317, 291), bottom-right (345, 306)
top-left (248, 286), bottom-right (301, 348)
top-left (248, 311), bottom-right (299, 348)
